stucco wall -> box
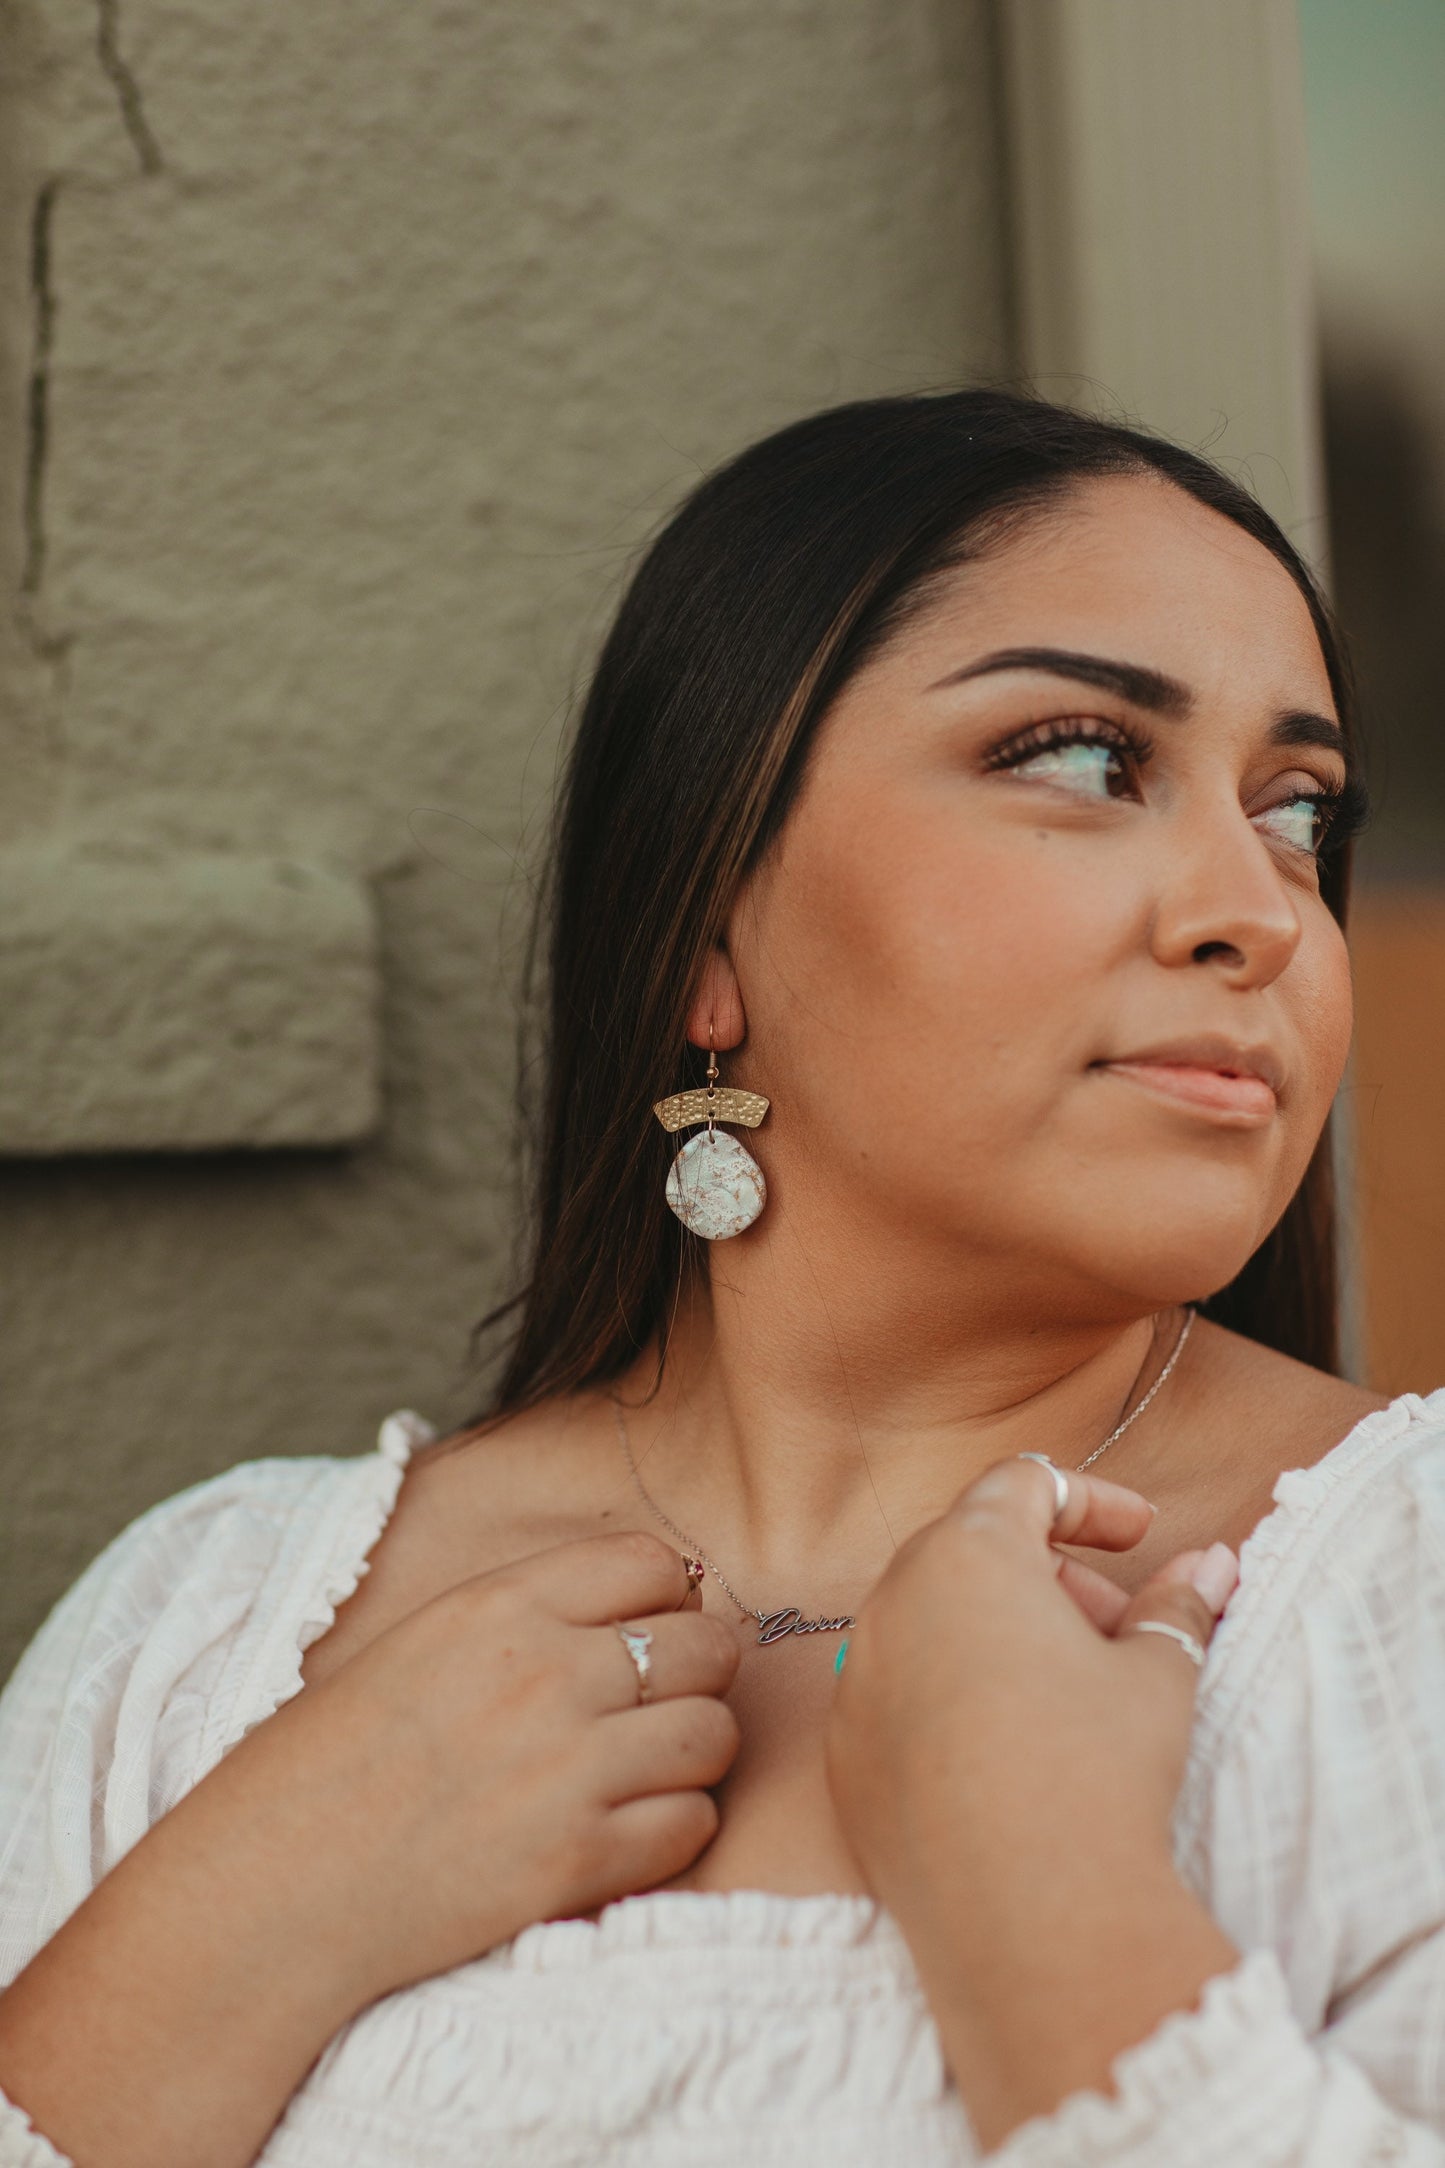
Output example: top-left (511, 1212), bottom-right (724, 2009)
top-left (0, 0), bottom-right (1010, 1674)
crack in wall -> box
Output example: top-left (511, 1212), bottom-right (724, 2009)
top-left (19, 180), bottom-right (58, 610)
top-left (16, 2), bottom-right (163, 658)
top-left (95, 0), bottom-right (164, 174)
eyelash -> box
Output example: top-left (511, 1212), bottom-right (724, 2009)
top-left (983, 713), bottom-right (1153, 791)
top-left (982, 715), bottom-right (1370, 858)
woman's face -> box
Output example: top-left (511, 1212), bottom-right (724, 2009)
top-left (728, 472), bottom-right (1355, 1314)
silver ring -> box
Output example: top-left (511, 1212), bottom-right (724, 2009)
top-left (614, 1623), bottom-right (655, 1704)
top-left (1125, 1619), bottom-right (1206, 1668)
top-left (1017, 1451), bottom-right (1069, 1528)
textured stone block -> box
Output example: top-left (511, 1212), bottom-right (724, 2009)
top-left (0, 848), bottom-right (381, 1152)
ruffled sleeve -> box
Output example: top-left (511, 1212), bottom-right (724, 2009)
top-left (0, 2097), bottom-right (68, 2168)
top-left (0, 1420), bottom-right (423, 2168)
top-left (985, 1390), bottom-right (1445, 2166)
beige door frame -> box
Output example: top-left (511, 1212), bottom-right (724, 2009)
top-left (998, 0), bottom-right (1327, 575)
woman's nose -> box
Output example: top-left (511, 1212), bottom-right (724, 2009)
top-left (1147, 806), bottom-right (1303, 989)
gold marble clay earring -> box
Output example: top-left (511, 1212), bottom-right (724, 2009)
top-left (653, 1023), bottom-right (769, 1239)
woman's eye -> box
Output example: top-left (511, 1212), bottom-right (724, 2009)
top-left (1009, 740), bottom-right (1130, 800)
top-left (1255, 796), bottom-right (1323, 854)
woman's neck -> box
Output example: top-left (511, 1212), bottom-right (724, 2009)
top-left (610, 1227), bottom-right (1187, 1605)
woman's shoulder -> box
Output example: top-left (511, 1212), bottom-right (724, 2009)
top-left (1210, 1372), bottom-right (1445, 1662)
top-left (1184, 1377), bottom-right (1445, 1789)
top-left (1175, 1382), bottom-right (1445, 2007)
top-left (298, 1389), bottom-right (632, 1686)
top-left (1189, 1318), bottom-right (1393, 1476)
top-left (1254, 1372), bottom-right (1445, 1584)
top-left (1, 1415), bottom-right (432, 1838)
top-left (0, 1414), bottom-right (435, 1969)
top-left (7, 1409), bottom-right (431, 1681)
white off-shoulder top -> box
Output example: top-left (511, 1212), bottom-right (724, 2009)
top-left (5, 1392), bottom-right (1445, 2165)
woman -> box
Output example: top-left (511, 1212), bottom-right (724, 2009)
top-left (1, 388), bottom-right (1441, 2166)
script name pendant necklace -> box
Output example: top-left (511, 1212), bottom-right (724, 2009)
top-left (609, 1304), bottom-right (1193, 1649)
top-left (610, 1396), bottom-right (852, 1645)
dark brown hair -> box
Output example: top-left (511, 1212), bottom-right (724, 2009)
top-left (473, 387), bottom-right (1364, 1417)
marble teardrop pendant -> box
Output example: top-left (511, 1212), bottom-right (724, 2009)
top-left (665, 1128), bottom-right (766, 1240)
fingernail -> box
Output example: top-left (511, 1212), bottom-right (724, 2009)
top-left (1189, 1542), bottom-right (1239, 1613)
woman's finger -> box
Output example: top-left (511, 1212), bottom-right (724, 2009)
top-left (594, 1694), bottom-right (742, 1802)
top-left (952, 1454), bottom-right (1156, 1558)
top-left (1054, 1552), bottom-right (1131, 1632)
top-left (589, 1608), bottom-right (741, 1713)
top-left (520, 1529), bottom-right (698, 1626)
top-left (1112, 1543), bottom-right (1239, 1671)
top-left (589, 1788), bottom-right (721, 1901)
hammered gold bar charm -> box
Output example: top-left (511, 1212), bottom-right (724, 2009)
top-left (652, 1087), bottom-right (769, 1132)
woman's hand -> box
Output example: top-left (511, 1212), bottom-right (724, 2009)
top-left (276, 1528), bottom-right (741, 1997)
top-left (825, 1458), bottom-right (1243, 2153)
top-left (0, 1531), bottom-right (740, 2168)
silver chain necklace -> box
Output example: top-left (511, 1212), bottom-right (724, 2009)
top-left (608, 1306), bottom-right (1194, 1647)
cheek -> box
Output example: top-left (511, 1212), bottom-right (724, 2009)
top-left (1288, 909), bottom-right (1353, 1125)
top-left (835, 802), bottom-right (1115, 1011)
top-left (762, 796), bottom-right (1119, 1114)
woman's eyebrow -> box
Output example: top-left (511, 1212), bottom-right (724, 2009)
top-left (930, 644), bottom-right (1192, 714)
top-left (1271, 710), bottom-right (1348, 757)
top-left (929, 645), bottom-right (1345, 756)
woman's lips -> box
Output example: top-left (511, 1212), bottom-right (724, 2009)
top-left (1097, 1060), bottom-right (1279, 1121)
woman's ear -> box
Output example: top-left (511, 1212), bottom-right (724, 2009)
top-left (685, 945), bottom-right (746, 1051)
